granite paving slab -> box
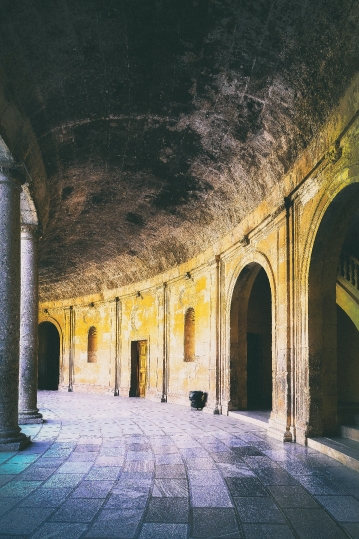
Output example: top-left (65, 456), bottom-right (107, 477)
top-left (234, 497), bottom-right (286, 523)
top-left (139, 523), bottom-right (188, 539)
top-left (283, 507), bottom-right (348, 539)
top-left (242, 523), bottom-right (296, 538)
top-left (30, 522), bottom-right (88, 539)
top-left (315, 495), bottom-right (359, 522)
top-left (0, 391), bottom-right (358, 538)
top-left (145, 498), bottom-right (189, 523)
top-left (191, 507), bottom-right (241, 538)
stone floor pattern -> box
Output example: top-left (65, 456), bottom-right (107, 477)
top-left (0, 392), bottom-right (359, 539)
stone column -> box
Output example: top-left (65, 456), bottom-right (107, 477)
top-left (0, 164), bottom-right (30, 450)
top-left (18, 224), bottom-right (43, 424)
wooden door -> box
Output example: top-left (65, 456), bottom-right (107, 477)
top-left (137, 340), bottom-right (147, 398)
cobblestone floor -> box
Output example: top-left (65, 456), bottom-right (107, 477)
top-left (0, 391), bottom-right (359, 538)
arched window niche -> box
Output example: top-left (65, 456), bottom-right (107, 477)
top-left (184, 308), bottom-right (195, 362)
top-left (87, 326), bottom-right (98, 363)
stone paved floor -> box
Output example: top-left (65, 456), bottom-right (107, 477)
top-left (0, 392), bottom-right (359, 539)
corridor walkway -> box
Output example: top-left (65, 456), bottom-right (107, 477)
top-left (0, 392), bottom-right (359, 539)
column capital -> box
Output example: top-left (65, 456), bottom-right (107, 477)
top-left (0, 161), bottom-right (25, 188)
top-left (20, 222), bottom-right (42, 239)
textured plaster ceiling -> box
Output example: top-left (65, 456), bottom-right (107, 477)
top-left (0, 0), bottom-right (358, 301)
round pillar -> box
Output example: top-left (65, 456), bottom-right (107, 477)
top-left (18, 224), bottom-right (43, 424)
top-left (0, 165), bottom-right (30, 450)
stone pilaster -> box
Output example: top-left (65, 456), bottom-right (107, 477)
top-left (161, 282), bottom-right (168, 403)
top-left (18, 224), bottom-right (43, 424)
top-left (0, 164), bottom-right (30, 450)
top-left (214, 255), bottom-right (222, 414)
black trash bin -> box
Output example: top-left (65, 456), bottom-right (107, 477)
top-left (189, 391), bottom-right (208, 410)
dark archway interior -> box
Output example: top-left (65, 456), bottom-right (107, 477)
top-left (308, 184), bottom-right (359, 435)
top-left (38, 321), bottom-right (60, 390)
top-left (337, 305), bottom-right (359, 406)
top-left (336, 207), bottom-right (359, 422)
top-left (342, 209), bottom-right (359, 261)
top-left (230, 264), bottom-right (272, 411)
top-left (247, 268), bottom-right (272, 410)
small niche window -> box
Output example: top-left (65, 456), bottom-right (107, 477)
top-left (184, 308), bottom-right (195, 362)
top-left (87, 326), bottom-right (98, 363)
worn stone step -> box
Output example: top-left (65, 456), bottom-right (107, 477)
top-left (307, 435), bottom-right (359, 473)
top-left (228, 410), bottom-right (270, 429)
top-left (340, 424), bottom-right (359, 442)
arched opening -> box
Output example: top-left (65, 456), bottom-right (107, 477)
top-left (87, 326), bottom-right (98, 363)
top-left (337, 208), bottom-right (359, 423)
top-left (230, 263), bottom-right (272, 411)
top-left (38, 321), bottom-right (60, 390)
top-left (184, 308), bottom-right (195, 362)
top-left (337, 305), bottom-right (359, 411)
top-left (307, 183), bottom-right (359, 436)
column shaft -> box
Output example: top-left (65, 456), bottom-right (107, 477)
top-left (19, 224), bottom-right (43, 423)
top-left (0, 167), bottom-right (30, 450)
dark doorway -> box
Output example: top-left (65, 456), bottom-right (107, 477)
top-left (247, 333), bottom-right (263, 409)
top-left (247, 269), bottom-right (272, 410)
top-left (337, 305), bottom-right (359, 408)
top-left (306, 183), bottom-right (359, 437)
top-left (307, 183), bottom-right (359, 435)
top-left (230, 264), bottom-right (272, 411)
top-left (336, 209), bottom-right (359, 424)
top-left (38, 322), bottom-right (60, 390)
top-left (130, 340), bottom-right (147, 397)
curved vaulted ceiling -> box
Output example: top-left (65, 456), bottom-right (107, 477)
top-left (0, 0), bottom-right (358, 300)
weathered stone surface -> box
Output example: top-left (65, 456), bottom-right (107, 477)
top-left (0, 2), bottom-right (358, 299)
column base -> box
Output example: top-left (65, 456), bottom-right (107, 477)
top-left (295, 426), bottom-right (309, 446)
top-left (221, 401), bottom-right (229, 416)
top-left (295, 421), bottom-right (325, 445)
top-left (0, 433), bottom-right (31, 452)
top-left (19, 416), bottom-right (43, 425)
top-left (19, 409), bottom-right (43, 424)
top-left (213, 403), bottom-right (222, 415)
top-left (268, 416), bottom-right (293, 443)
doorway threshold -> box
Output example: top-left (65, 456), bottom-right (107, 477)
top-left (307, 435), bottom-right (359, 473)
top-left (228, 410), bottom-right (270, 429)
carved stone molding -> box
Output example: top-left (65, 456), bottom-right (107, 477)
top-left (239, 235), bottom-right (250, 247)
top-left (326, 143), bottom-right (342, 164)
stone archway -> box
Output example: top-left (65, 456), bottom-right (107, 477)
top-left (229, 263), bottom-right (272, 411)
top-left (38, 321), bottom-right (60, 390)
top-left (306, 182), bottom-right (359, 436)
